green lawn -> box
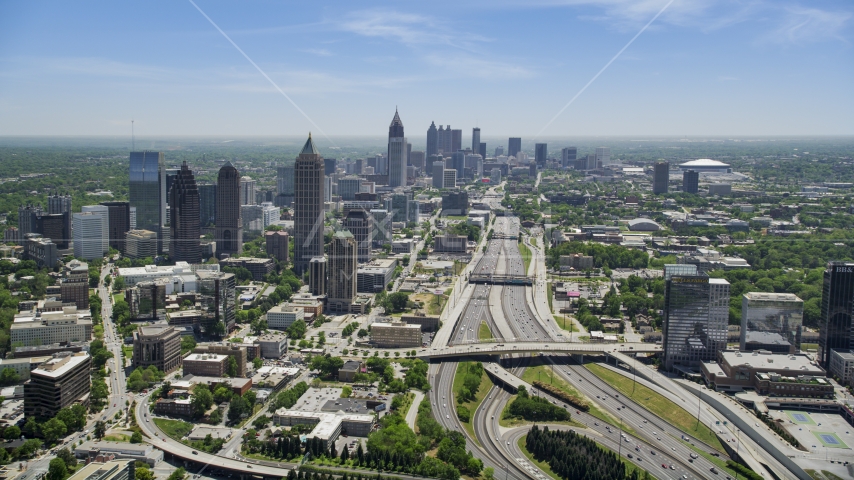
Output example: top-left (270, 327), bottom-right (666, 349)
top-left (805, 470), bottom-right (846, 480)
top-left (546, 282), bottom-right (553, 313)
top-left (801, 343), bottom-right (818, 351)
top-left (153, 418), bottom-right (193, 440)
top-left (587, 364), bottom-right (724, 452)
top-left (478, 321), bottom-right (493, 341)
top-left (520, 362), bottom-right (628, 434)
top-left (519, 242), bottom-right (532, 274)
top-left (554, 312), bottom-right (578, 334)
top-left (452, 362), bottom-right (493, 447)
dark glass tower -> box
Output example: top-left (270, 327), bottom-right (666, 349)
top-left (100, 201), bottom-right (131, 253)
top-left (508, 138), bottom-right (522, 158)
top-left (818, 262), bottom-right (854, 368)
top-left (654, 161), bottom-right (670, 194)
top-left (170, 162), bottom-right (201, 263)
top-left (198, 183), bottom-right (216, 227)
top-left (215, 162), bottom-right (243, 257)
top-left (683, 170), bottom-right (699, 194)
top-left (129, 151), bottom-right (165, 235)
top-left (293, 134), bottom-right (325, 274)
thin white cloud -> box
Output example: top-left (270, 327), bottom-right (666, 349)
top-left (335, 9), bottom-right (491, 51)
top-left (301, 48), bottom-right (333, 57)
top-left (764, 6), bottom-right (852, 45)
top-left (423, 53), bottom-right (534, 79)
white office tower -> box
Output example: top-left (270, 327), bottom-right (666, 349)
top-left (240, 176), bottom-right (257, 205)
top-left (129, 207), bottom-right (137, 230)
top-left (324, 177), bottom-right (333, 202)
top-left (81, 205), bottom-right (109, 255)
top-left (73, 211), bottom-right (108, 260)
top-left (387, 110), bottom-right (407, 188)
top-left (261, 202), bottom-right (280, 228)
top-left (595, 147), bottom-right (611, 166)
top-left (432, 162), bottom-right (445, 188)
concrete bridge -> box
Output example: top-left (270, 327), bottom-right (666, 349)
top-left (468, 273), bottom-right (533, 285)
top-left (418, 341), bottom-right (661, 359)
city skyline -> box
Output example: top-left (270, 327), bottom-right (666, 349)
top-left (0, 1), bottom-right (851, 137)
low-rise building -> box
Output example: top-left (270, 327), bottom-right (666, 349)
top-left (433, 234), bottom-right (467, 253)
top-left (400, 313), bottom-right (440, 332)
top-left (338, 360), bottom-right (364, 382)
top-left (219, 257), bottom-right (275, 281)
top-left (829, 349), bottom-right (854, 387)
top-left (74, 441), bottom-right (163, 467)
top-left (24, 352), bottom-right (91, 420)
top-left (558, 254), bottom-right (593, 271)
top-left (371, 321), bottom-right (422, 348)
top-left (11, 307), bottom-right (92, 351)
top-left (0, 358), bottom-right (37, 382)
top-left (356, 258), bottom-right (397, 293)
top-left (192, 344), bottom-right (248, 377)
top-left (182, 353), bottom-right (228, 377)
top-left (272, 409), bottom-right (375, 449)
top-left (258, 333), bottom-right (288, 359)
top-left (701, 350), bottom-right (832, 397)
top-left (153, 398), bottom-right (193, 417)
top-left (251, 366), bottom-right (299, 390)
top-left (66, 460), bottom-right (135, 480)
top-left (267, 304), bottom-right (304, 331)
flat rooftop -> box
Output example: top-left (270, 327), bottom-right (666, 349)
top-left (743, 292), bottom-right (802, 302)
top-left (183, 353), bottom-right (227, 363)
top-left (721, 350), bottom-right (824, 374)
top-left (371, 322), bottom-right (420, 329)
top-left (31, 353), bottom-right (89, 378)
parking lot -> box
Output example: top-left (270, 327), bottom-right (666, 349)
top-left (769, 410), bottom-right (854, 460)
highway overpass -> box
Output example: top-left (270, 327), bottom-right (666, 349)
top-left (418, 341), bottom-right (661, 359)
top-left (468, 273), bottom-right (533, 285)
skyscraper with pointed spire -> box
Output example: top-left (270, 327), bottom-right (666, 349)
top-left (426, 121), bottom-right (438, 157)
top-left (293, 134), bottom-right (325, 274)
top-left (170, 162), bottom-right (201, 263)
top-left (388, 109), bottom-right (407, 188)
top-left (216, 161), bottom-right (243, 257)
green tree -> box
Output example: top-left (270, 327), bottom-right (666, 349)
top-left (286, 319), bottom-right (307, 339)
top-left (130, 431), bottom-right (143, 444)
top-left (41, 418), bottom-right (67, 444)
top-left (226, 356), bottom-right (238, 377)
top-left (16, 439), bottom-right (43, 458)
top-left (213, 386), bottom-right (232, 404)
top-left (135, 468), bottom-right (155, 480)
top-left (191, 385), bottom-right (214, 418)
top-left (57, 448), bottom-right (76, 468)
top-left (47, 457), bottom-right (67, 480)
top-left (4, 425), bottom-right (20, 440)
top-left (94, 421), bottom-right (106, 440)
top-left (252, 357), bottom-right (263, 369)
top-left (167, 467), bottom-right (187, 480)
top-left (0, 368), bottom-right (20, 386)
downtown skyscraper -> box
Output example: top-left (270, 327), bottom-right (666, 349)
top-left (471, 128), bottom-right (480, 155)
top-left (426, 122), bottom-right (438, 157)
top-left (387, 109), bottom-right (407, 188)
top-left (215, 162), bottom-right (243, 257)
top-left (169, 161), bottom-right (201, 264)
top-left (293, 134), bottom-right (325, 274)
top-left (129, 151), bottom-right (165, 239)
top-left (818, 262), bottom-right (854, 368)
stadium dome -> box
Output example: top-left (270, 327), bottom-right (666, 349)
top-left (678, 159), bottom-right (731, 173)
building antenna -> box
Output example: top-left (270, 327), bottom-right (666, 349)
top-left (131, 119), bottom-right (135, 151)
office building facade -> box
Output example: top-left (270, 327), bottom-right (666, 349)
top-left (309, 256), bottom-right (327, 296)
top-left (215, 162), bottom-right (243, 257)
top-left (265, 230), bottom-right (290, 262)
top-left (387, 109), bottom-right (407, 188)
top-left (24, 353), bottom-right (91, 420)
top-left (426, 121), bottom-right (438, 157)
top-left (129, 151), bottom-right (165, 248)
top-left (472, 128), bottom-right (480, 155)
top-left (683, 170), bottom-right (699, 194)
top-left (653, 161), bottom-right (670, 194)
top-left (327, 231), bottom-right (357, 313)
top-left (662, 265), bottom-right (730, 371)
top-left (508, 138), bottom-right (522, 158)
top-left (132, 325), bottom-right (182, 373)
top-left (73, 211), bottom-right (108, 260)
top-left (169, 162), bottom-right (201, 264)
top-left (344, 210), bottom-right (373, 263)
top-left (740, 292), bottom-right (803, 354)
top-left (535, 143), bottom-right (547, 166)
top-left (818, 262), bottom-right (854, 368)
top-left (100, 202), bottom-right (131, 253)
top-left (293, 134), bottom-right (325, 274)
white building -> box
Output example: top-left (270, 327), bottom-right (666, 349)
top-left (595, 147), bottom-right (611, 166)
top-left (11, 307), bottom-right (93, 348)
top-left (266, 304), bottom-right (304, 331)
top-left (73, 210), bottom-right (108, 260)
top-left (118, 261), bottom-right (219, 286)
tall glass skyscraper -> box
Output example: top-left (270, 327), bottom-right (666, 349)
top-left (818, 262), bottom-right (854, 367)
top-left (293, 134), bottom-right (325, 274)
top-left (169, 162), bottom-right (201, 264)
top-left (740, 292), bottom-right (803, 353)
top-left (663, 264), bottom-right (730, 371)
top-left (129, 151), bottom-right (165, 237)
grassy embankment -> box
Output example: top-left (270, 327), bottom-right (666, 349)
top-left (586, 364), bottom-right (724, 452)
top-left (451, 362), bottom-right (493, 447)
top-left (519, 242), bottom-right (532, 274)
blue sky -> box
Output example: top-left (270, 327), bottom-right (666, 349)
top-left (0, 0), bottom-right (851, 138)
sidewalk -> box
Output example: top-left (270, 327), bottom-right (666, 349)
top-left (404, 390), bottom-right (425, 431)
